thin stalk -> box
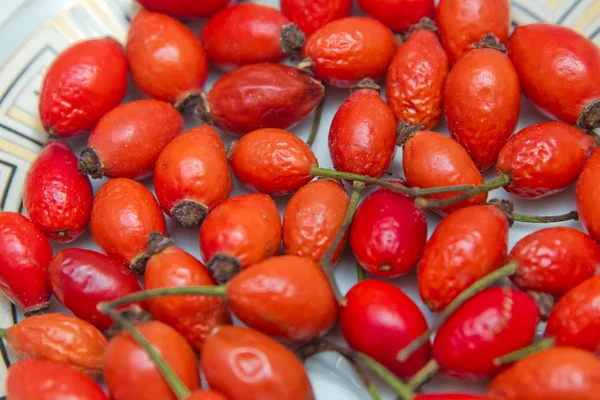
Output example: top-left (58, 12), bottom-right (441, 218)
top-left (97, 286), bottom-right (228, 312)
top-left (355, 353), bottom-right (414, 400)
top-left (493, 338), bottom-right (555, 366)
top-left (357, 262), bottom-right (367, 282)
top-left (0, 328), bottom-right (6, 337)
top-left (415, 173), bottom-right (512, 209)
top-left (512, 210), bottom-right (578, 224)
top-left (406, 359), bottom-right (440, 391)
top-left (310, 166), bottom-right (474, 197)
top-left (321, 181), bottom-right (365, 306)
top-left (397, 261), bottom-right (519, 362)
top-left (307, 94), bottom-right (325, 147)
top-left (104, 308), bottom-right (190, 400)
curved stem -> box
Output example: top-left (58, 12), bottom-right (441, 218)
top-left (321, 181), bottom-right (365, 306)
top-left (310, 166), bottom-right (474, 197)
top-left (415, 173), bottom-right (511, 209)
top-left (512, 210), bottom-right (578, 224)
top-left (357, 262), bottom-right (367, 282)
top-left (104, 308), bottom-right (190, 400)
top-left (493, 338), bottom-right (555, 366)
top-left (307, 94), bottom-right (325, 147)
top-left (397, 261), bottom-right (519, 362)
top-left (355, 353), bottom-right (414, 400)
top-left (0, 328), bottom-right (7, 338)
top-left (406, 359), bottom-right (440, 392)
top-left (97, 286), bottom-right (227, 312)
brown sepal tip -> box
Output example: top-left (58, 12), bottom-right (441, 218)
top-left (405, 17), bottom-right (438, 40)
top-left (527, 291), bottom-right (555, 321)
top-left (578, 100), bottom-right (600, 131)
top-left (171, 200), bottom-right (209, 228)
top-left (208, 254), bottom-right (242, 285)
top-left (281, 23), bottom-right (305, 54)
top-left (350, 78), bottom-right (380, 94)
top-left (23, 302), bottom-right (50, 317)
top-left (396, 122), bottom-right (424, 147)
top-left (175, 91), bottom-right (202, 114)
top-left (129, 232), bottom-right (174, 275)
top-left (194, 92), bottom-right (212, 124)
top-left (488, 198), bottom-right (515, 227)
top-left (78, 147), bottom-right (104, 179)
top-left (104, 308), bottom-right (153, 339)
top-left (472, 33), bottom-right (506, 53)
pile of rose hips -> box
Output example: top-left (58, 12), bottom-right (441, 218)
top-left (1, 0), bottom-right (599, 399)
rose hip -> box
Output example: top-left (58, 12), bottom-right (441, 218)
top-left (199, 193), bottom-right (281, 283)
top-left (488, 347), bottom-right (600, 399)
top-left (48, 248), bottom-right (143, 331)
top-left (201, 3), bottom-right (303, 71)
top-left (136, 0), bottom-right (230, 18)
top-left (445, 35), bottom-right (520, 172)
top-left (230, 128), bottom-right (318, 195)
top-left (127, 11), bottom-right (208, 109)
top-left (144, 240), bottom-right (231, 350)
top-left (1, 313), bottom-right (106, 377)
top-left (7, 360), bottom-right (109, 400)
top-left (358, 0), bottom-right (434, 33)
top-left (301, 17), bottom-right (397, 87)
top-left (341, 280), bottom-right (431, 379)
top-left (280, 0), bottom-right (351, 36)
top-left (154, 125), bottom-right (232, 228)
top-left (79, 99), bottom-right (183, 180)
top-left (508, 24), bottom-right (600, 130)
top-left (435, 0), bottom-right (510, 65)
top-left (0, 212), bottom-right (52, 315)
top-left (90, 178), bottom-right (167, 274)
top-left (24, 142), bottom-right (93, 242)
top-left (197, 63), bottom-right (325, 135)
top-left (577, 148), bottom-right (600, 242)
top-left (202, 326), bottom-right (314, 400)
top-left (386, 19), bottom-right (449, 129)
top-left (351, 184), bottom-right (427, 278)
top-left (546, 276), bottom-right (600, 352)
top-left (104, 321), bottom-right (200, 400)
top-left (39, 37), bottom-right (127, 138)
top-left (416, 396), bottom-right (487, 400)
top-left (283, 179), bottom-right (350, 263)
top-left (329, 80), bottom-right (397, 179)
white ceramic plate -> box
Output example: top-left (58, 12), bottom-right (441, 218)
top-left (0, 0), bottom-right (597, 398)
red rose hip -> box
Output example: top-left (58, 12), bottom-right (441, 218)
top-left (280, 0), bottom-right (351, 36)
top-left (136, 0), bottom-right (231, 19)
top-left (358, 0), bottom-right (434, 33)
top-left (577, 148), bottom-right (600, 242)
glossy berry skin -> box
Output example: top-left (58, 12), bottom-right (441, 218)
top-left (488, 347), bottom-right (600, 400)
top-left (39, 38), bottom-right (127, 138)
top-left (509, 228), bottom-right (600, 297)
top-left (187, 391), bottom-right (229, 400)
top-left (202, 3), bottom-right (293, 70)
top-left (403, 130), bottom-right (487, 215)
top-left (435, 0), bottom-right (510, 65)
top-left (508, 24), bottom-right (600, 130)
top-left (302, 17), bottom-right (397, 87)
top-left (329, 86), bottom-right (397, 179)
top-left (4, 313), bottom-right (107, 377)
top-left (136, 0), bottom-right (231, 19)
top-left (90, 178), bottom-right (167, 274)
top-left (577, 148), bottom-right (600, 242)
top-left (445, 48), bottom-right (520, 172)
top-left (386, 28), bottom-right (449, 129)
top-left (341, 280), bottom-right (430, 379)
top-left (24, 142), bottom-right (93, 243)
top-left (498, 122), bottom-right (595, 199)
top-left (154, 125), bottom-right (232, 228)
top-left (433, 288), bottom-right (540, 380)
top-left (358, 0), bottom-right (434, 33)
top-left (199, 194), bottom-right (281, 275)
top-left (283, 179), bottom-right (349, 263)
top-left (418, 205), bottom-right (509, 311)
top-left (416, 396), bottom-right (488, 400)
top-left (7, 360), bottom-right (109, 400)
top-left (104, 321), bottom-right (200, 400)
top-left (350, 186), bottom-right (427, 278)
top-left (48, 248), bottom-right (142, 331)
top-left (202, 63), bottom-right (325, 135)
top-left (203, 326), bottom-right (314, 400)
top-left (280, 0), bottom-right (351, 36)
top-left (144, 245), bottom-right (231, 351)
top-left (230, 128), bottom-right (318, 196)
top-left (0, 212), bottom-right (52, 315)
top-left (81, 99), bottom-right (183, 180)
top-left (546, 276), bottom-right (600, 352)
top-left (227, 255), bottom-right (337, 342)
top-left (127, 11), bottom-right (208, 106)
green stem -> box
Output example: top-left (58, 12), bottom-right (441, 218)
top-left (493, 338), bottom-right (555, 366)
top-left (321, 181), bottom-right (365, 306)
top-left (355, 353), bottom-right (414, 400)
top-left (0, 328), bottom-right (7, 338)
top-left (97, 286), bottom-right (228, 312)
top-left (357, 262), bottom-right (367, 282)
top-left (415, 173), bottom-right (512, 209)
top-left (103, 308), bottom-right (190, 400)
top-left (307, 94), bottom-right (325, 148)
top-left (310, 166), bottom-right (474, 198)
top-left (397, 261), bottom-right (519, 362)
top-left (512, 210), bottom-right (578, 224)
top-left (406, 359), bottom-right (440, 391)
